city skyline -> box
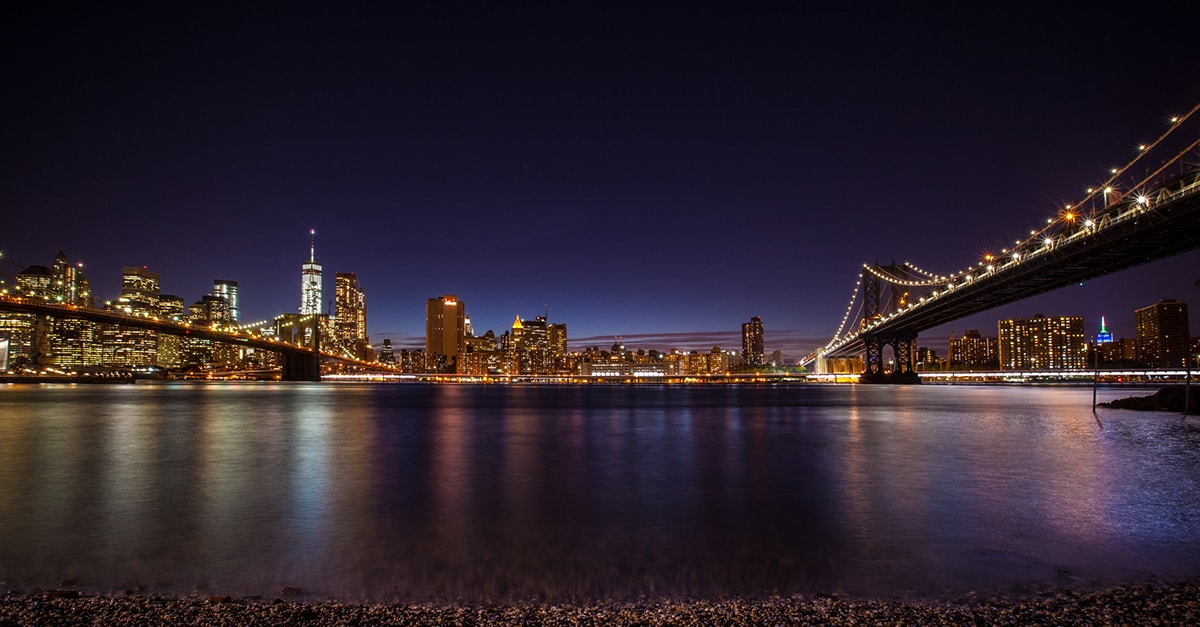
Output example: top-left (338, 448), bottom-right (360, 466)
top-left (3, 5), bottom-right (1199, 357)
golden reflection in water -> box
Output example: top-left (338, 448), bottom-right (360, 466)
top-left (430, 385), bottom-right (470, 546)
top-left (500, 389), bottom-right (540, 522)
top-left (98, 397), bottom-right (159, 553)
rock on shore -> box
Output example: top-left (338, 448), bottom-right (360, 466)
top-left (3, 580), bottom-right (1199, 626)
top-left (1101, 385), bottom-right (1199, 414)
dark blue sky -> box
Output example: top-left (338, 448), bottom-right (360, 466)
top-left (3, 3), bottom-right (1199, 357)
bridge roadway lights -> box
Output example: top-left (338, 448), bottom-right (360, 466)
top-left (860, 370), bottom-right (922, 384)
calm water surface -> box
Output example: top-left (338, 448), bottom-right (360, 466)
top-left (1, 382), bottom-right (1198, 602)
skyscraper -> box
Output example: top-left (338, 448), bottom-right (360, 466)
top-left (997, 314), bottom-right (1086, 370)
top-left (334, 271), bottom-right (369, 359)
top-left (108, 266), bottom-right (161, 365)
top-left (300, 229), bottom-right (322, 315)
top-left (1095, 316), bottom-right (1113, 344)
top-left (426, 294), bottom-right (465, 372)
top-left (742, 316), bottom-right (765, 367)
top-left (1135, 299), bottom-right (1190, 368)
top-left (213, 279), bottom-right (239, 324)
top-left (157, 294), bottom-right (185, 368)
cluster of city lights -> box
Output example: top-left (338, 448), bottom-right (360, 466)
top-left (822, 106), bottom-right (1199, 356)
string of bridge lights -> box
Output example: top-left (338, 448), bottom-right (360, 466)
top-left (829, 272), bottom-right (865, 342)
top-left (900, 261), bottom-right (944, 280)
top-left (825, 104), bottom-right (1199, 350)
top-left (860, 263), bottom-right (946, 288)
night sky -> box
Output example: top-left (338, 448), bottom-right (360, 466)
top-left (4, 4), bottom-right (1199, 358)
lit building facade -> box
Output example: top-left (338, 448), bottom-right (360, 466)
top-left (742, 316), bottom-right (765, 367)
top-left (157, 294), bottom-right (185, 368)
top-left (378, 339), bottom-right (395, 365)
top-left (103, 266), bottom-right (161, 366)
top-left (334, 271), bottom-right (369, 359)
top-left (1135, 299), bottom-right (1190, 368)
top-left (947, 329), bottom-right (998, 370)
top-left (997, 315), bottom-right (1086, 370)
top-left (2, 252), bottom-right (97, 367)
top-left (426, 294), bottom-right (465, 372)
top-left (213, 279), bottom-right (239, 324)
top-left (300, 229), bottom-right (322, 315)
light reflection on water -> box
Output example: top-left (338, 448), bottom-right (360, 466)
top-left (1, 382), bottom-right (1198, 602)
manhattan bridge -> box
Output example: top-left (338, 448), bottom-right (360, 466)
top-left (807, 102), bottom-right (1200, 382)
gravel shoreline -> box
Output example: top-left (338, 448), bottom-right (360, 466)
top-left (3, 580), bottom-right (1198, 626)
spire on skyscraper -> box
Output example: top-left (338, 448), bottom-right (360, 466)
top-left (300, 229), bottom-right (323, 315)
top-left (1096, 316), bottom-right (1113, 344)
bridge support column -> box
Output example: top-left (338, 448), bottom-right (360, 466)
top-left (887, 332), bottom-right (921, 384)
top-left (861, 334), bottom-right (887, 383)
top-left (860, 332), bottom-right (921, 384)
top-left (281, 351), bottom-right (321, 381)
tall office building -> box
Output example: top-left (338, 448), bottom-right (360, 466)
top-left (157, 294), bottom-right (185, 368)
top-left (1135, 299), bottom-right (1190, 368)
top-left (334, 271), bottom-right (369, 359)
top-left (426, 294), bottom-right (465, 372)
top-left (300, 229), bottom-right (322, 315)
top-left (509, 315), bottom-right (564, 375)
top-left (50, 250), bottom-right (92, 306)
top-left (997, 315), bottom-right (1086, 370)
top-left (1095, 317), bottom-right (1113, 344)
top-left (378, 339), bottom-right (395, 365)
top-left (742, 316), bottom-right (765, 367)
top-left (106, 266), bottom-right (161, 365)
top-left (47, 252), bottom-right (98, 367)
top-left (2, 252), bottom-right (94, 366)
top-left (213, 280), bottom-right (239, 324)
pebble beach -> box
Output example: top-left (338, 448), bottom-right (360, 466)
top-left (3, 580), bottom-right (1198, 626)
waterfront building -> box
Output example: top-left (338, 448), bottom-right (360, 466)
top-left (48, 317), bottom-right (97, 368)
top-left (459, 349), bottom-right (505, 376)
top-left (399, 348), bottom-right (429, 374)
top-left (3, 253), bottom-right (96, 366)
top-left (685, 351), bottom-right (709, 375)
top-left (334, 272), bottom-right (370, 359)
top-left (1135, 299), bottom-right (1190, 368)
top-left (947, 329), bottom-right (998, 370)
top-left (709, 346), bottom-right (730, 374)
top-left (548, 321), bottom-right (568, 372)
top-left (742, 316), bottom-right (764, 367)
top-left (156, 294), bottom-right (185, 368)
top-left (508, 315), bottom-right (561, 375)
top-left (425, 294), bottom-right (465, 372)
top-left (915, 346), bottom-right (942, 371)
top-left (464, 329), bottom-right (498, 353)
top-left (102, 266), bottom-right (161, 366)
top-left (300, 229), bottom-right (322, 315)
top-left (213, 280), bottom-right (239, 323)
top-left (997, 315), bottom-right (1086, 370)
top-left (47, 254), bottom-right (98, 367)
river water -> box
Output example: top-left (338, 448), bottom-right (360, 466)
top-left (0, 382), bottom-right (1197, 602)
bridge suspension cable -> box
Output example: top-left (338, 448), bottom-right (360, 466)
top-left (829, 272), bottom-right (863, 344)
top-left (860, 262), bottom-right (945, 287)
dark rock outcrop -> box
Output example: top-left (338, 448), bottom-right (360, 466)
top-left (1100, 386), bottom-right (1199, 414)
